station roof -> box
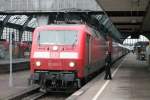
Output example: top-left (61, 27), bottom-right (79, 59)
top-left (96, 0), bottom-right (150, 40)
top-left (2, 0), bottom-right (148, 42)
top-left (0, 0), bottom-right (103, 32)
top-left (0, 0), bottom-right (102, 13)
top-left (0, 0), bottom-right (123, 42)
top-left (0, 15), bottom-right (36, 30)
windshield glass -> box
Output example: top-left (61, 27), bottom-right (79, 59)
top-left (38, 30), bottom-right (78, 45)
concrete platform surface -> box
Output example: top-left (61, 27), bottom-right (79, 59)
top-left (0, 58), bottom-right (30, 74)
top-left (0, 71), bottom-right (30, 99)
top-left (74, 53), bottom-right (150, 100)
top-left (0, 58), bottom-right (29, 65)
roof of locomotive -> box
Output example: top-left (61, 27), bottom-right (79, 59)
top-left (35, 24), bottom-right (90, 31)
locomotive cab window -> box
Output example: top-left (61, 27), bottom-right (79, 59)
top-left (37, 30), bottom-right (78, 45)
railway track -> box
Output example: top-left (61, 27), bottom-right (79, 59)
top-left (6, 85), bottom-right (71, 100)
top-left (38, 92), bottom-right (70, 100)
top-left (22, 91), bottom-right (71, 100)
top-left (6, 85), bottom-right (40, 100)
top-left (22, 91), bottom-right (45, 100)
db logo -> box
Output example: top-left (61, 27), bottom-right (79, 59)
top-left (50, 52), bottom-right (59, 58)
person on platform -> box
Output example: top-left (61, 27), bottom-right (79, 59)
top-left (104, 51), bottom-right (112, 80)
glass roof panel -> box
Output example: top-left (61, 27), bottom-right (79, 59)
top-left (15, 15), bottom-right (28, 25)
top-left (8, 15), bottom-right (28, 25)
top-left (28, 18), bottom-right (38, 28)
top-left (8, 15), bottom-right (20, 23)
top-left (0, 15), bottom-right (7, 21)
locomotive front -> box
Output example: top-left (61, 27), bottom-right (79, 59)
top-left (30, 26), bottom-right (85, 91)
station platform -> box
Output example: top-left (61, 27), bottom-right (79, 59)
top-left (67, 53), bottom-right (150, 100)
top-left (0, 58), bottom-right (30, 74)
top-left (0, 58), bottom-right (29, 65)
top-left (0, 71), bottom-right (30, 99)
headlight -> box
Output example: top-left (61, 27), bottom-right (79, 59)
top-left (53, 46), bottom-right (58, 51)
top-left (35, 61), bottom-right (41, 67)
top-left (69, 62), bottom-right (75, 67)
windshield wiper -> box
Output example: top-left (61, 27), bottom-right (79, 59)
top-left (38, 33), bottom-right (41, 46)
top-left (72, 39), bottom-right (77, 47)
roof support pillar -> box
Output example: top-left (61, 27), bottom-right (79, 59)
top-left (0, 15), bottom-right (11, 38)
top-left (19, 29), bottom-right (23, 42)
top-left (0, 26), bottom-right (4, 39)
top-left (141, 1), bottom-right (150, 31)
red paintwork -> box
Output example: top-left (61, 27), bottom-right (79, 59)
top-left (30, 24), bottom-right (107, 79)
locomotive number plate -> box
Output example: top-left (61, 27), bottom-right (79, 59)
top-left (48, 62), bottom-right (62, 66)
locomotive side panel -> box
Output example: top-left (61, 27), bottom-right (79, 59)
top-left (83, 29), bottom-right (107, 77)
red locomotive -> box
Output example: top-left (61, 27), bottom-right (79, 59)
top-left (30, 24), bottom-right (107, 90)
top-left (30, 24), bottom-right (128, 91)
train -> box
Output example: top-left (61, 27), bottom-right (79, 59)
top-left (134, 41), bottom-right (149, 60)
top-left (29, 24), bottom-right (129, 92)
top-left (0, 39), bottom-right (31, 59)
